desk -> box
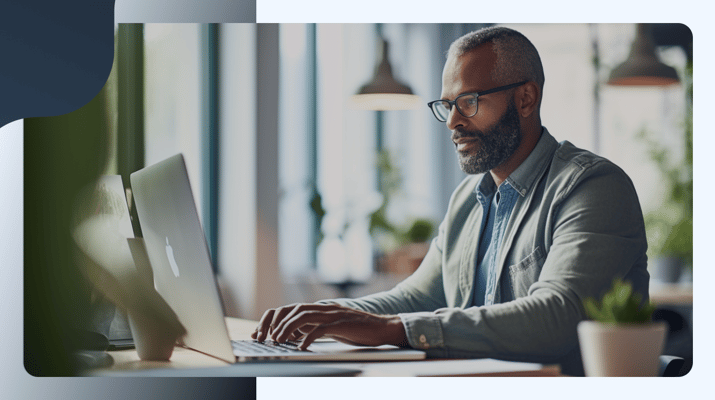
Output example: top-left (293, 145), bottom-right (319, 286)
top-left (96, 318), bottom-right (560, 377)
top-left (648, 282), bottom-right (693, 375)
top-left (649, 282), bottom-right (693, 305)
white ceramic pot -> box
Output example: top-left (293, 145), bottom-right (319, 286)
top-left (128, 310), bottom-right (178, 361)
top-left (577, 320), bottom-right (667, 376)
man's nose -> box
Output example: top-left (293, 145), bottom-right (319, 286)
top-left (445, 106), bottom-right (466, 131)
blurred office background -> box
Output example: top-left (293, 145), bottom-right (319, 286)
top-left (101, 23), bottom-right (691, 322)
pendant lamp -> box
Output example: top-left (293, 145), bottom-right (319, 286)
top-left (608, 24), bottom-right (680, 86)
top-left (352, 38), bottom-right (421, 110)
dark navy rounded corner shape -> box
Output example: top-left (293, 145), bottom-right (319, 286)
top-left (0, 0), bottom-right (116, 129)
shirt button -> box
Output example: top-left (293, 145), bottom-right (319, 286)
top-left (419, 334), bottom-right (429, 348)
top-left (418, 334), bottom-right (429, 349)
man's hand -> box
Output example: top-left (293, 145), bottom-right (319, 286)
top-left (251, 304), bottom-right (409, 350)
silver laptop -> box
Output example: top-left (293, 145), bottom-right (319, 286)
top-left (130, 154), bottom-right (425, 363)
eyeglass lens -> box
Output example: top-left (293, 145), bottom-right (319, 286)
top-left (432, 94), bottom-right (478, 122)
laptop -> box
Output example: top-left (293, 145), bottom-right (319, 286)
top-left (73, 175), bottom-right (137, 349)
top-left (94, 176), bottom-right (136, 349)
top-left (130, 154), bottom-right (425, 363)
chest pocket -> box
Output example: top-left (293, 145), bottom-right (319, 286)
top-left (507, 246), bottom-right (546, 299)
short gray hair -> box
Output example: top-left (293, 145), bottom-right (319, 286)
top-left (448, 26), bottom-right (545, 96)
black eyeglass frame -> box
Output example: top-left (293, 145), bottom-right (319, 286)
top-left (427, 80), bottom-right (529, 122)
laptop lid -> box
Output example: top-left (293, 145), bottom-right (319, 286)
top-left (131, 154), bottom-right (236, 363)
top-left (94, 175), bottom-right (135, 344)
top-left (72, 175), bottom-right (140, 345)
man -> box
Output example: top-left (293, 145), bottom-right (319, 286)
top-left (253, 26), bottom-right (649, 376)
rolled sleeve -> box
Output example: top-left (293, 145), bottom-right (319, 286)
top-left (399, 312), bottom-right (444, 350)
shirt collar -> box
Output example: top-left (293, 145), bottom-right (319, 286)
top-left (505, 127), bottom-right (558, 197)
top-left (475, 170), bottom-right (517, 208)
top-left (476, 171), bottom-right (497, 199)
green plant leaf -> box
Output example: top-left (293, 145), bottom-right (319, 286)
top-left (583, 298), bottom-right (605, 322)
top-left (613, 279), bottom-right (632, 306)
top-left (582, 278), bottom-right (654, 324)
top-left (406, 219), bottom-right (435, 243)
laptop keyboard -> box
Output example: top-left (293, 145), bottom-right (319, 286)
top-left (231, 340), bottom-right (305, 354)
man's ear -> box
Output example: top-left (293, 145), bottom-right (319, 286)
top-left (515, 81), bottom-right (540, 119)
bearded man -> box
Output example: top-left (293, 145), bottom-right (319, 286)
top-left (253, 26), bottom-right (649, 376)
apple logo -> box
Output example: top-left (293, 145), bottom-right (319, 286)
top-left (165, 237), bottom-right (180, 277)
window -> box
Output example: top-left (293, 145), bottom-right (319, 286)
top-left (278, 24), bottom-right (481, 286)
top-left (500, 24), bottom-right (687, 216)
top-left (144, 24), bottom-right (205, 221)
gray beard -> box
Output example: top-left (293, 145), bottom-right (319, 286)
top-left (456, 101), bottom-right (522, 175)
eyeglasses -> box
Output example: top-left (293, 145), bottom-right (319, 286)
top-left (427, 81), bottom-right (528, 122)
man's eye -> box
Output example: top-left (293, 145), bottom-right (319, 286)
top-left (464, 96), bottom-right (478, 106)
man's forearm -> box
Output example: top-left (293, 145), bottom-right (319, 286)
top-left (398, 288), bottom-right (583, 360)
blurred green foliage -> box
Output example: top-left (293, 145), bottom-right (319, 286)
top-left (583, 279), bottom-right (655, 324)
top-left (641, 61), bottom-right (692, 267)
top-left (369, 150), bottom-right (435, 249)
top-left (310, 149), bottom-right (436, 251)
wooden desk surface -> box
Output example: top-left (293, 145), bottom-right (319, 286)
top-left (99, 318), bottom-right (559, 377)
top-left (98, 281), bottom-right (693, 376)
top-left (101, 318), bottom-right (256, 372)
top-left (649, 282), bottom-right (693, 305)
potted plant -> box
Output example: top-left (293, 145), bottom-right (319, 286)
top-left (309, 150), bottom-right (436, 278)
top-left (578, 279), bottom-right (666, 376)
top-left (369, 150), bottom-right (435, 275)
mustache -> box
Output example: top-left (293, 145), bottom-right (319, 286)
top-left (451, 128), bottom-right (486, 142)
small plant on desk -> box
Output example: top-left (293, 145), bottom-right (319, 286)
top-left (583, 278), bottom-right (655, 324)
top-left (578, 278), bottom-right (665, 376)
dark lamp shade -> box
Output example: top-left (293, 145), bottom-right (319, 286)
top-left (607, 24), bottom-right (680, 87)
top-left (608, 57), bottom-right (680, 86)
top-left (352, 39), bottom-right (420, 110)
